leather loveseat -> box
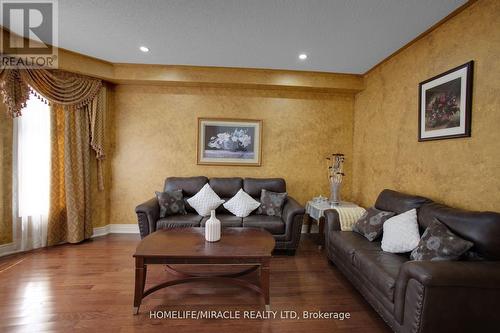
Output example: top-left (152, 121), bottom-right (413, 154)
top-left (325, 189), bottom-right (500, 333)
top-left (135, 176), bottom-right (305, 254)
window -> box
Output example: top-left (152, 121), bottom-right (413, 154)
top-left (14, 92), bottom-right (50, 250)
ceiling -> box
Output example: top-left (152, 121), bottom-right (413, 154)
top-left (53, 0), bottom-right (467, 74)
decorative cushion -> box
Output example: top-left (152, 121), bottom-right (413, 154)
top-left (410, 218), bottom-right (474, 261)
top-left (381, 209), bottom-right (420, 253)
top-left (155, 189), bottom-right (187, 218)
top-left (186, 183), bottom-right (225, 217)
top-left (352, 207), bottom-right (395, 241)
top-left (223, 189), bottom-right (261, 218)
top-left (256, 189), bottom-right (287, 217)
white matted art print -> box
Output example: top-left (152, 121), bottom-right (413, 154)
top-left (418, 61), bottom-right (473, 141)
top-left (197, 118), bottom-right (262, 166)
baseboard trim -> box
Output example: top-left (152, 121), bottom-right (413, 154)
top-left (92, 224), bottom-right (139, 238)
top-left (0, 242), bottom-right (17, 257)
top-left (93, 223), bottom-right (312, 237)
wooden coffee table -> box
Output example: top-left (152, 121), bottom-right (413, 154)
top-left (132, 227), bottom-right (275, 314)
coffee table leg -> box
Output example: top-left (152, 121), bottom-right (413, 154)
top-left (260, 258), bottom-right (270, 309)
top-left (133, 257), bottom-right (146, 315)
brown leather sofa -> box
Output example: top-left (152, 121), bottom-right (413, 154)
top-left (325, 189), bottom-right (500, 333)
top-left (136, 176), bottom-right (305, 254)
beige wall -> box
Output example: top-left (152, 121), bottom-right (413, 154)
top-left (352, 0), bottom-right (500, 211)
top-left (110, 85), bottom-right (354, 224)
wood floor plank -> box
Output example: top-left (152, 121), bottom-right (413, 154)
top-left (0, 234), bottom-right (390, 333)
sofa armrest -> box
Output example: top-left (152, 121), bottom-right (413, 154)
top-left (394, 260), bottom-right (500, 331)
top-left (324, 209), bottom-right (341, 232)
top-left (323, 209), bottom-right (341, 251)
top-left (282, 197), bottom-right (305, 225)
top-left (397, 260), bottom-right (500, 289)
top-left (282, 197), bottom-right (305, 241)
top-left (135, 197), bottom-right (160, 238)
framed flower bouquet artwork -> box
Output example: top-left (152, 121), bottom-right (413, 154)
top-left (197, 118), bottom-right (262, 166)
top-left (418, 61), bottom-right (473, 141)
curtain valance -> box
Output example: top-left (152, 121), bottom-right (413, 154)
top-left (0, 68), bottom-right (106, 190)
top-left (0, 68), bottom-right (102, 117)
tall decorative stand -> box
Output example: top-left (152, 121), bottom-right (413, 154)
top-left (327, 153), bottom-right (345, 205)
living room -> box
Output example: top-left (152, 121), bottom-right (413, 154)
top-left (1, 0), bottom-right (499, 332)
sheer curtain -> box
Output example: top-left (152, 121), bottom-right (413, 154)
top-left (13, 93), bottom-right (50, 251)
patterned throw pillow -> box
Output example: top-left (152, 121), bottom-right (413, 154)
top-left (223, 189), bottom-right (261, 218)
top-left (256, 189), bottom-right (287, 217)
top-left (410, 218), bottom-right (473, 261)
top-left (186, 183), bottom-right (225, 217)
top-left (155, 189), bottom-right (187, 218)
top-left (352, 207), bottom-right (395, 241)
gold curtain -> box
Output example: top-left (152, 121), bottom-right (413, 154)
top-left (0, 68), bottom-right (108, 245)
top-left (0, 104), bottom-right (13, 245)
top-left (47, 105), bottom-right (92, 245)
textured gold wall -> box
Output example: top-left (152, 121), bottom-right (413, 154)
top-left (352, 0), bottom-right (500, 211)
top-left (110, 85), bottom-right (354, 224)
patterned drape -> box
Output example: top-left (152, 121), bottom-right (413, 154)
top-left (0, 68), bottom-right (107, 245)
top-left (47, 105), bottom-right (93, 245)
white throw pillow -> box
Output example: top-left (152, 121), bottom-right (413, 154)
top-left (381, 209), bottom-right (421, 253)
top-left (186, 183), bottom-right (225, 217)
top-left (223, 189), bottom-right (261, 218)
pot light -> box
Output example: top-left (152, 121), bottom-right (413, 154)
top-left (298, 53), bottom-right (307, 60)
top-left (139, 46), bottom-right (149, 53)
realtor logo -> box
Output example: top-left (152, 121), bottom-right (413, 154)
top-left (0, 0), bottom-right (58, 68)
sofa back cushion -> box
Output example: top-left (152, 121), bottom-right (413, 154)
top-left (163, 176), bottom-right (287, 215)
top-left (243, 178), bottom-right (286, 198)
top-left (164, 177), bottom-right (208, 213)
top-left (209, 178), bottom-right (242, 197)
top-left (375, 189), bottom-right (432, 214)
top-left (164, 176), bottom-right (208, 196)
top-left (418, 203), bottom-right (500, 260)
top-left (209, 177), bottom-right (243, 214)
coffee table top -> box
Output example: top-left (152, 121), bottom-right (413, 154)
top-left (134, 227), bottom-right (275, 259)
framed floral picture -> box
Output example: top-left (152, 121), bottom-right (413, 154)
top-left (197, 118), bottom-right (262, 166)
top-left (418, 61), bottom-right (473, 141)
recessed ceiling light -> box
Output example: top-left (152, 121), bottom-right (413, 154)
top-left (298, 53), bottom-right (307, 60)
top-left (139, 46), bottom-right (149, 53)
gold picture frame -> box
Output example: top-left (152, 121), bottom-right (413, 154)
top-left (197, 118), bottom-right (262, 166)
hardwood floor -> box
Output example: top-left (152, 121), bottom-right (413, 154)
top-left (0, 234), bottom-right (390, 333)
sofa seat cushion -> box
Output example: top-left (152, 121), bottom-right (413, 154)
top-left (243, 215), bottom-right (285, 234)
top-left (329, 231), bottom-right (382, 263)
top-left (353, 249), bottom-right (408, 301)
top-left (156, 214), bottom-right (202, 229)
top-left (201, 214), bottom-right (242, 227)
